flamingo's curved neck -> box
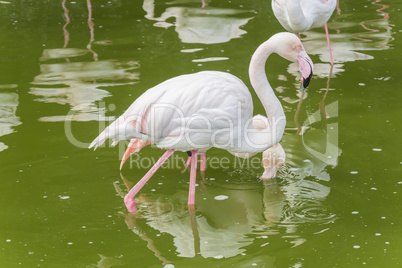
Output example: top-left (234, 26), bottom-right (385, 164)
top-left (248, 38), bottom-right (286, 146)
top-left (249, 39), bottom-right (286, 123)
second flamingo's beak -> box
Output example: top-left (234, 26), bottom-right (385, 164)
top-left (298, 49), bottom-right (314, 89)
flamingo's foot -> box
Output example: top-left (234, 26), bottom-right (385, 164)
top-left (124, 194), bottom-right (137, 213)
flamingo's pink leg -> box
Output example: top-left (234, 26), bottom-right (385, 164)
top-left (324, 23), bottom-right (334, 66)
top-left (200, 152), bottom-right (206, 171)
top-left (188, 150), bottom-right (198, 206)
top-left (124, 149), bottom-right (175, 213)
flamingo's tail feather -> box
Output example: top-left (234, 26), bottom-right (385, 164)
top-left (89, 131), bottom-right (108, 150)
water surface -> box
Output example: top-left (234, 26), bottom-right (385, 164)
top-left (0, 0), bottom-right (401, 267)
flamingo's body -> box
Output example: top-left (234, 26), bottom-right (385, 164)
top-left (271, 0), bottom-right (336, 65)
top-left (89, 32), bottom-right (313, 213)
top-left (92, 71), bottom-right (257, 152)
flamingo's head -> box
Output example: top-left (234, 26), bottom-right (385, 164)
top-left (297, 49), bottom-right (314, 89)
top-left (272, 33), bottom-right (314, 89)
top-left (260, 143), bottom-right (286, 180)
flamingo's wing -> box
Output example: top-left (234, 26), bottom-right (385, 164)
top-left (89, 71), bottom-right (253, 151)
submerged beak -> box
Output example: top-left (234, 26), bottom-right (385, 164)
top-left (298, 49), bottom-right (314, 89)
top-left (261, 167), bottom-right (278, 180)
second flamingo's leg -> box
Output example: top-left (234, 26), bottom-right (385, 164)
top-left (324, 23), bottom-right (334, 66)
top-left (184, 151), bottom-right (192, 169)
top-left (124, 149), bottom-right (175, 213)
top-left (199, 152), bottom-right (206, 183)
top-left (188, 150), bottom-right (198, 207)
top-left (200, 152), bottom-right (206, 172)
top-left (185, 156), bottom-right (192, 168)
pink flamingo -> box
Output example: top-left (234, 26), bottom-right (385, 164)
top-left (271, 0), bottom-right (337, 65)
top-left (89, 32), bottom-right (313, 213)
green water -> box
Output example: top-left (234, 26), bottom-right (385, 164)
top-left (1, 0), bottom-right (401, 267)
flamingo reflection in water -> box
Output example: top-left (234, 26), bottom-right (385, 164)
top-left (142, 0), bottom-right (253, 44)
top-left (30, 0), bottom-right (140, 122)
top-left (115, 174), bottom-right (287, 260)
top-left (115, 146), bottom-right (337, 262)
top-left (0, 91), bottom-right (21, 152)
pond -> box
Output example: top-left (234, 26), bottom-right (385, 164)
top-left (0, 0), bottom-right (401, 267)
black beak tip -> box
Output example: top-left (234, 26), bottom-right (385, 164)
top-left (302, 73), bottom-right (312, 89)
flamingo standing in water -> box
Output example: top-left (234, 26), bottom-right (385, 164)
top-left (271, 0), bottom-right (337, 65)
top-left (119, 115), bottom-right (282, 179)
top-left (89, 32), bottom-right (313, 213)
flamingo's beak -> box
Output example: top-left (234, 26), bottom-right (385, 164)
top-left (298, 49), bottom-right (314, 89)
